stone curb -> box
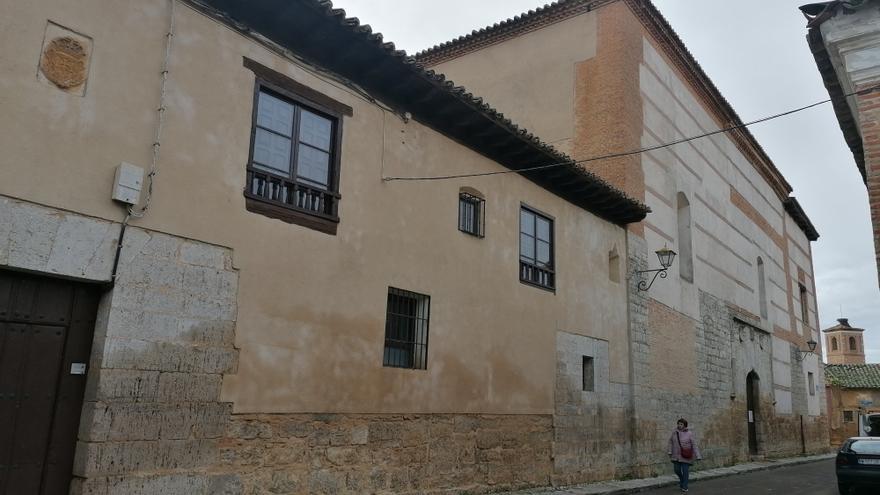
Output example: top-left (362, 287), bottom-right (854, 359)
top-left (504, 454), bottom-right (836, 495)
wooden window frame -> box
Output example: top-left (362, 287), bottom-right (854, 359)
top-left (519, 204), bottom-right (555, 292)
top-left (243, 58), bottom-right (351, 235)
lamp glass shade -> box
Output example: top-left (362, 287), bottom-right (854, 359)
top-left (807, 339), bottom-right (817, 353)
top-left (656, 247), bottom-right (677, 269)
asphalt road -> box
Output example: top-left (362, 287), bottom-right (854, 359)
top-left (637, 459), bottom-right (839, 494)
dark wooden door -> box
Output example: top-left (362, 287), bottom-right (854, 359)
top-left (746, 371), bottom-right (759, 455)
top-left (0, 270), bottom-right (99, 495)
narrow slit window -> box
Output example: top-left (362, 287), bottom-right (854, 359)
top-left (382, 287), bottom-right (430, 370)
top-left (582, 356), bottom-right (594, 392)
top-left (458, 193), bottom-right (485, 237)
top-left (799, 284), bottom-right (809, 327)
top-left (807, 372), bottom-right (815, 396)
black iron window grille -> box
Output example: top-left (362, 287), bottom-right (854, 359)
top-left (520, 206), bottom-right (555, 290)
top-left (458, 193), bottom-right (485, 237)
top-left (382, 287), bottom-right (430, 370)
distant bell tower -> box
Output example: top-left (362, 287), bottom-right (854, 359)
top-left (823, 318), bottom-right (866, 364)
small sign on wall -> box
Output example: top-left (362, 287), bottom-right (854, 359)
top-left (70, 362), bottom-right (87, 375)
top-left (748, 410), bottom-right (754, 423)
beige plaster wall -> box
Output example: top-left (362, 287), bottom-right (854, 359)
top-left (431, 13), bottom-right (598, 156)
top-left (827, 386), bottom-right (880, 445)
top-left (0, 0), bottom-right (628, 415)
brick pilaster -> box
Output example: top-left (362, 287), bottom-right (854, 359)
top-left (857, 84), bottom-right (880, 287)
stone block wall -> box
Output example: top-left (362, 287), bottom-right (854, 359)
top-left (216, 414), bottom-right (553, 495)
top-left (552, 332), bottom-right (631, 486)
top-left (623, 234), bottom-right (827, 477)
top-left (70, 227), bottom-right (240, 494)
top-left (0, 196), bottom-right (121, 281)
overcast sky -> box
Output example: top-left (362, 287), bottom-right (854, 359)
top-left (332, 0), bottom-right (880, 361)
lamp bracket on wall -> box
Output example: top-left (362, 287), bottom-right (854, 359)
top-left (793, 339), bottom-right (818, 362)
top-left (636, 246), bottom-right (677, 292)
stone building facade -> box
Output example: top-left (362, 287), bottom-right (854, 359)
top-left (801, 0), bottom-right (880, 286)
top-left (420, 0), bottom-right (829, 482)
top-left (0, 1), bottom-right (826, 494)
top-left (2, 0), bottom-right (646, 493)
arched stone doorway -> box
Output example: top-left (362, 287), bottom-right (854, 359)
top-left (746, 371), bottom-right (760, 455)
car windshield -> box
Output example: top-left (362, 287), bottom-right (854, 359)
top-left (850, 440), bottom-right (880, 454)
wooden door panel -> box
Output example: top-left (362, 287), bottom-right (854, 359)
top-left (0, 271), bottom-right (99, 495)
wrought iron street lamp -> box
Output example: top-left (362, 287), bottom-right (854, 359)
top-left (794, 339), bottom-right (818, 362)
top-left (636, 246), bottom-right (677, 291)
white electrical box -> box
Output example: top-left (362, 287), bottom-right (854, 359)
top-left (112, 162), bottom-right (144, 205)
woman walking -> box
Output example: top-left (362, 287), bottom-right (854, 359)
top-left (667, 418), bottom-right (702, 493)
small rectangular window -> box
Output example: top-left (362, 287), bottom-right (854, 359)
top-left (582, 356), bottom-right (595, 392)
top-left (519, 206), bottom-right (555, 290)
top-left (458, 193), bottom-right (485, 237)
top-left (382, 287), bottom-right (430, 370)
top-left (844, 410), bottom-right (854, 423)
top-left (807, 372), bottom-right (815, 396)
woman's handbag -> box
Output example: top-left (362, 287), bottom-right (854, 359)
top-left (677, 432), bottom-right (694, 459)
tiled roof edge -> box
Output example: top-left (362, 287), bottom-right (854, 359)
top-left (783, 197), bottom-right (820, 241)
top-left (415, 0), bottom-right (797, 201)
top-left (302, 0), bottom-right (649, 219)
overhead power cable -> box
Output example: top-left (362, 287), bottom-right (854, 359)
top-left (382, 83), bottom-right (880, 182)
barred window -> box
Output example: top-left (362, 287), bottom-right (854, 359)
top-left (844, 410), bottom-right (854, 423)
top-left (458, 193), bottom-right (485, 237)
top-left (520, 206), bottom-right (555, 290)
top-left (382, 288), bottom-right (430, 370)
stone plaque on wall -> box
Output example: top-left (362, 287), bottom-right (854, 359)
top-left (38, 21), bottom-right (93, 96)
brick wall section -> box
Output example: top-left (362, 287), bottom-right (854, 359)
top-left (216, 414), bottom-right (552, 495)
top-left (70, 228), bottom-right (240, 494)
top-left (574, 2), bottom-right (645, 236)
top-left (729, 189), bottom-right (785, 250)
top-left (857, 84), bottom-right (880, 286)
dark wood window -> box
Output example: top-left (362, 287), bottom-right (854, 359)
top-left (459, 193), bottom-right (485, 237)
top-left (383, 287), bottom-right (430, 370)
top-left (582, 356), bottom-right (595, 392)
top-left (850, 336), bottom-right (857, 351)
top-left (245, 81), bottom-right (344, 234)
top-left (520, 206), bottom-right (555, 290)
top-left (844, 410), bottom-right (854, 423)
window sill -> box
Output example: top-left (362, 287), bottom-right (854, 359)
top-left (519, 279), bottom-right (556, 293)
top-left (245, 194), bottom-right (338, 235)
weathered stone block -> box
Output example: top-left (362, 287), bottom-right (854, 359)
top-left (73, 439), bottom-right (217, 476)
top-left (85, 369), bottom-right (160, 402)
top-left (180, 240), bottom-right (228, 269)
top-left (79, 401), bottom-right (231, 441)
top-left (157, 372), bottom-right (223, 402)
top-left (101, 338), bottom-right (238, 374)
